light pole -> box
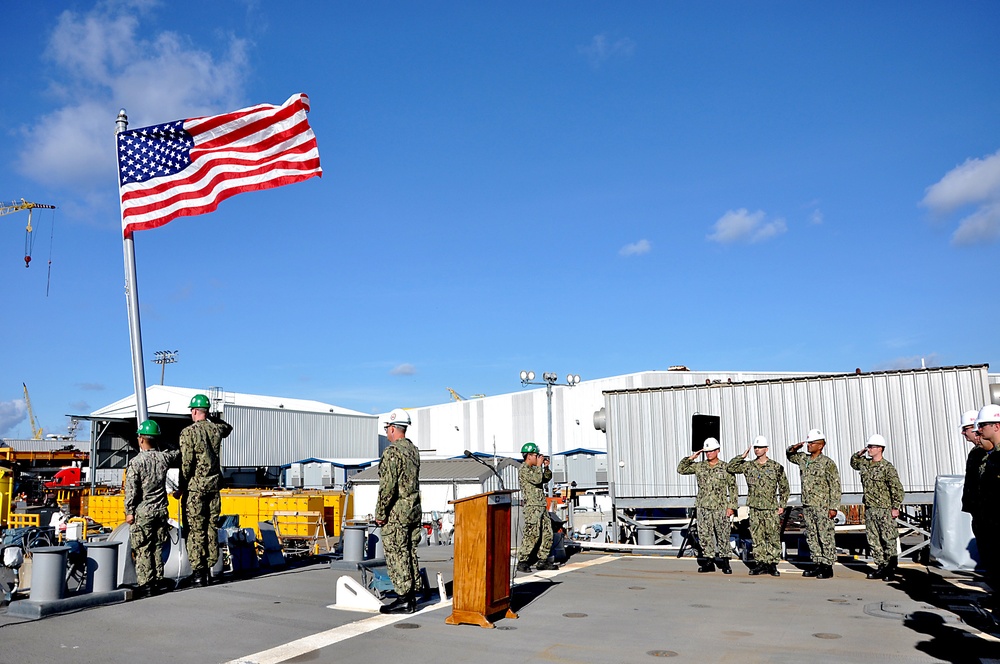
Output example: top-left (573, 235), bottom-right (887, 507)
top-left (153, 350), bottom-right (178, 385)
top-left (518, 370), bottom-right (581, 458)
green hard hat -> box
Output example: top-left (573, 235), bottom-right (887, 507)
top-left (137, 419), bottom-right (161, 436)
top-left (521, 442), bottom-right (539, 455)
top-left (189, 394), bottom-right (211, 409)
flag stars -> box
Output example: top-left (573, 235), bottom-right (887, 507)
top-left (117, 121), bottom-right (194, 185)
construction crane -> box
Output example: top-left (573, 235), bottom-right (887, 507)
top-left (1, 198), bottom-right (57, 268)
top-left (21, 383), bottom-right (43, 440)
top-left (447, 388), bottom-right (486, 401)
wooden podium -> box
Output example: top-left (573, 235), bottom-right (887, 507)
top-left (445, 490), bottom-right (518, 628)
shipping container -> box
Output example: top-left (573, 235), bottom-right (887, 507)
top-left (597, 364), bottom-right (991, 510)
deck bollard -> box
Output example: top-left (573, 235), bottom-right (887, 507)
top-left (343, 525), bottom-right (366, 562)
top-left (367, 527), bottom-right (384, 560)
top-left (85, 541), bottom-right (122, 593)
top-left (29, 545), bottom-right (69, 601)
top-left (636, 525), bottom-right (657, 547)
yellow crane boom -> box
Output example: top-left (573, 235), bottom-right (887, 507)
top-left (21, 383), bottom-right (43, 440)
top-left (2, 198), bottom-right (57, 268)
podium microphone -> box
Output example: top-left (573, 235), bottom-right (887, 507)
top-left (464, 450), bottom-right (505, 491)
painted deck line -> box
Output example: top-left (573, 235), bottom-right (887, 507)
top-left (225, 554), bottom-right (617, 664)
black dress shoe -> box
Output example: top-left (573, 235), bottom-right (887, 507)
top-left (380, 593), bottom-right (417, 614)
top-left (536, 560), bottom-right (557, 571)
top-left (697, 562), bottom-right (716, 573)
top-left (802, 566), bottom-right (820, 577)
top-left (516, 562), bottom-right (533, 573)
top-left (748, 563), bottom-right (764, 576)
top-left (866, 566), bottom-right (885, 580)
top-left (719, 559), bottom-right (733, 575)
top-left (816, 564), bottom-right (834, 579)
top-left (767, 564), bottom-right (780, 577)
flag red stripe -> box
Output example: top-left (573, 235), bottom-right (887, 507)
top-left (120, 136), bottom-right (318, 205)
top-left (119, 93), bottom-right (321, 237)
top-left (122, 156), bottom-right (321, 222)
top-left (123, 171), bottom-right (322, 235)
top-left (192, 101), bottom-right (304, 150)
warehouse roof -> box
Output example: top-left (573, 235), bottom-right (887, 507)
top-left (86, 385), bottom-right (368, 419)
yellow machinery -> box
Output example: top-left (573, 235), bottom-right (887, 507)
top-left (0, 466), bottom-right (11, 528)
top-left (1, 198), bottom-right (56, 268)
top-left (86, 489), bottom-right (346, 545)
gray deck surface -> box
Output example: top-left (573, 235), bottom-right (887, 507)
top-left (2, 545), bottom-right (999, 664)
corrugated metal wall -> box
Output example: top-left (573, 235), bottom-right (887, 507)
top-left (604, 365), bottom-right (990, 504)
top-left (222, 405), bottom-right (379, 467)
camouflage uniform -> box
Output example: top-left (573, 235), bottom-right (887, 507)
top-left (178, 416), bottom-right (232, 572)
top-left (727, 456), bottom-right (790, 565)
top-left (517, 463), bottom-right (553, 566)
top-left (677, 457), bottom-right (738, 560)
top-left (125, 448), bottom-right (180, 587)
top-left (850, 453), bottom-right (905, 567)
top-left (375, 436), bottom-right (422, 596)
top-left (963, 446), bottom-right (989, 569)
top-left (786, 448), bottom-right (841, 566)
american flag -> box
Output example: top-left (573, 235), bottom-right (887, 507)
top-left (117, 93), bottom-right (322, 237)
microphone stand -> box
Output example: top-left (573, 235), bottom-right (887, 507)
top-left (464, 450), bottom-right (505, 491)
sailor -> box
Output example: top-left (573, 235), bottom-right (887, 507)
top-left (850, 434), bottom-right (905, 580)
top-left (727, 435), bottom-right (790, 577)
top-left (124, 420), bottom-right (179, 596)
top-left (974, 404), bottom-right (1000, 587)
top-left (517, 442), bottom-right (556, 573)
top-left (960, 409), bottom-right (988, 570)
top-left (375, 408), bottom-right (423, 614)
top-left (678, 438), bottom-right (738, 574)
top-left (175, 393), bottom-right (232, 587)
top-left (786, 429), bottom-right (841, 579)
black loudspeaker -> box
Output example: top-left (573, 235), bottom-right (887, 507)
top-left (691, 414), bottom-right (720, 452)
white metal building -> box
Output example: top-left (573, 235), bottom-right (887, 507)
top-left (391, 369), bottom-right (825, 461)
top-left (79, 385), bottom-right (378, 486)
top-left (348, 457), bottom-right (520, 518)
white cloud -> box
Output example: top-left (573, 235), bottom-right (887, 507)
top-left (15, 3), bottom-right (250, 199)
top-left (707, 209), bottom-right (787, 244)
top-left (809, 209), bottom-right (824, 225)
top-left (921, 148), bottom-right (1000, 245)
top-left (0, 400), bottom-right (27, 436)
top-left (578, 34), bottom-right (636, 67)
top-left (619, 239), bottom-right (651, 257)
top-left (950, 201), bottom-right (1000, 245)
top-left (390, 363), bottom-right (417, 376)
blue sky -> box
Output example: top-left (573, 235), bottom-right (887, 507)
top-left (2, 1), bottom-right (999, 438)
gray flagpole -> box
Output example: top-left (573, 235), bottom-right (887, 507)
top-left (116, 108), bottom-right (148, 423)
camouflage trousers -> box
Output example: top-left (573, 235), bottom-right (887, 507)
top-left (696, 508), bottom-right (731, 560)
top-left (130, 511), bottom-right (169, 587)
top-left (518, 504), bottom-right (553, 565)
top-left (864, 507), bottom-right (898, 566)
top-left (749, 507), bottom-right (782, 564)
top-left (802, 505), bottom-right (837, 565)
top-left (382, 520), bottom-right (421, 596)
top-left (185, 490), bottom-right (221, 571)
